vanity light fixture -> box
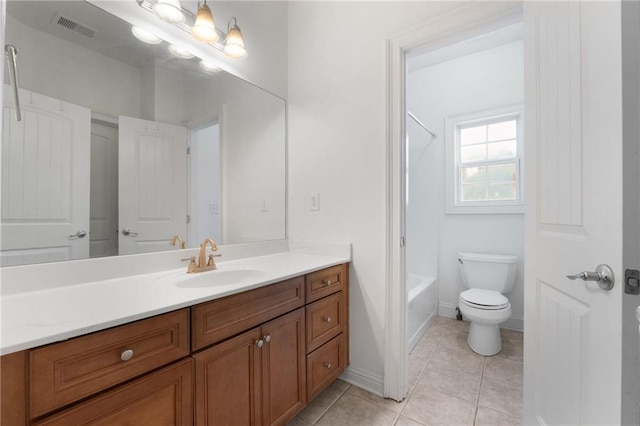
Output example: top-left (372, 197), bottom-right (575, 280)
top-left (153, 0), bottom-right (185, 24)
top-left (169, 44), bottom-right (194, 58)
top-left (191, 0), bottom-right (218, 43)
top-left (135, 0), bottom-right (247, 59)
top-left (131, 26), bottom-right (162, 44)
top-left (199, 60), bottom-right (221, 72)
top-left (223, 17), bottom-right (247, 59)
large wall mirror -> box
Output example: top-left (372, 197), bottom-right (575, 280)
top-left (2, 0), bottom-right (286, 267)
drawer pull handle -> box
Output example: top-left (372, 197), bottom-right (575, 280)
top-left (322, 316), bottom-right (332, 324)
top-left (256, 339), bottom-right (264, 348)
top-left (321, 279), bottom-right (332, 287)
top-left (325, 362), bottom-right (332, 369)
top-left (120, 349), bottom-right (134, 361)
top-left (264, 334), bottom-right (271, 343)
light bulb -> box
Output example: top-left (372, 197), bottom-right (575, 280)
top-left (192, 2), bottom-right (219, 43)
top-left (223, 18), bottom-right (247, 59)
top-left (131, 26), bottom-right (162, 44)
top-left (153, 0), bottom-right (185, 24)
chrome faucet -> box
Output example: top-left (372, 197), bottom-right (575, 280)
top-left (183, 238), bottom-right (221, 273)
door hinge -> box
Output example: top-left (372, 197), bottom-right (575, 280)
top-left (400, 236), bottom-right (405, 248)
top-left (186, 214), bottom-right (191, 224)
top-left (625, 269), bottom-right (639, 295)
top-left (186, 146), bottom-right (191, 155)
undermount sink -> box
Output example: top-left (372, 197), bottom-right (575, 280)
top-left (175, 268), bottom-right (265, 288)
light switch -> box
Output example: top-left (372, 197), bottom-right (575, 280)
top-left (310, 192), bottom-right (320, 211)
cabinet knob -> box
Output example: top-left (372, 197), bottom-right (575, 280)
top-left (256, 339), bottom-right (264, 348)
top-left (264, 334), bottom-right (271, 343)
top-left (120, 349), bottom-right (134, 361)
top-left (325, 362), bottom-right (332, 369)
top-left (321, 279), bottom-right (332, 287)
top-left (322, 317), bottom-right (332, 324)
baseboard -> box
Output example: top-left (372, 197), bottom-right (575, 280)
top-left (438, 302), bottom-right (524, 332)
top-left (339, 366), bottom-right (384, 397)
top-left (408, 311), bottom-right (437, 352)
top-left (438, 302), bottom-right (458, 319)
top-left (501, 315), bottom-right (524, 332)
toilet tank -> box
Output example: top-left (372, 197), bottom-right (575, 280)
top-left (458, 252), bottom-right (518, 293)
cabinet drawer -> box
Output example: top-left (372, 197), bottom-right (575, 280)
top-left (306, 333), bottom-right (346, 400)
top-left (305, 264), bottom-right (346, 303)
top-left (306, 291), bottom-right (345, 353)
top-left (192, 276), bottom-right (305, 351)
top-left (33, 358), bottom-right (193, 426)
top-left (30, 309), bottom-right (190, 417)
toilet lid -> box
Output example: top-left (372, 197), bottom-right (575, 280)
top-left (460, 289), bottom-right (509, 309)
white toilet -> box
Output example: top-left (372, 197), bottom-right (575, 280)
top-left (458, 252), bottom-right (518, 356)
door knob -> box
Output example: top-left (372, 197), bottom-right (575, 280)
top-left (566, 264), bottom-right (614, 290)
top-left (121, 228), bottom-right (138, 237)
top-left (68, 230), bottom-right (87, 240)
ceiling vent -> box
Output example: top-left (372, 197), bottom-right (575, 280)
top-left (51, 13), bottom-right (96, 38)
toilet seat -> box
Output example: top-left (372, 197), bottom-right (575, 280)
top-left (460, 289), bottom-right (509, 310)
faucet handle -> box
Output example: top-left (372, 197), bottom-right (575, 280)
top-left (181, 256), bottom-right (196, 263)
top-left (207, 254), bottom-right (222, 266)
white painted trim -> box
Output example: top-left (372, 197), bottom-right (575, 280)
top-left (408, 311), bottom-right (437, 352)
top-left (385, 1), bottom-right (523, 402)
top-left (339, 366), bottom-right (384, 398)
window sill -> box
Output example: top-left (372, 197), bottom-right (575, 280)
top-left (446, 203), bottom-right (524, 215)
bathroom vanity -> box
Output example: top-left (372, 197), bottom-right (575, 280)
top-left (1, 252), bottom-right (349, 425)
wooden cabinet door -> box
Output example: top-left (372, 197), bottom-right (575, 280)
top-left (33, 358), bottom-right (193, 426)
top-left (194, 327), bottom-right (263, 426)
top-left (261, 308), bottom-right (306, 426)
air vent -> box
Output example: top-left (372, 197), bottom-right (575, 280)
top-left (51, 13), bottom-right (96, 38)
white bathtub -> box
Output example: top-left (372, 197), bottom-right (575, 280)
top-left (407, 274), bottom-right (438, 352)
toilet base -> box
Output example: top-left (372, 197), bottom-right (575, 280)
top-left (467, 322), bottom-right (502, 356)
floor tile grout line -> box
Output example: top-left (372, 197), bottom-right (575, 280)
top-left (309, 384), bottom-right (351, 425)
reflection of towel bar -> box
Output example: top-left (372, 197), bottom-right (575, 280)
top-left (408, 111), bottom-right (436, 139)
top-left (4, 45), bottom-right (22, 121)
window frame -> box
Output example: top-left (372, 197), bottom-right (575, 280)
top-left (445, 105), bottom-right (524, 214)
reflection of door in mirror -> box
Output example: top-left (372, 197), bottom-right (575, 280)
top-left (90, 120), bottom-right (118, 258)
top-left (118, 116), bottom-right (187, 255)
top-left (189, 122), bottom-right (221, 245)
top-left (1, 86), bottom-right (90, 266)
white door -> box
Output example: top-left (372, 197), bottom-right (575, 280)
top-left (90, 121), bottom-right (118, 258)
top-left (118, 116), bottom-right (187, 255)
top-left (1, 86), bottom-right (90, 266)
top-left (523, 2), bottom-right (623, 424)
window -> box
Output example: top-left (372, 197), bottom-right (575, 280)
top-left (445, 106), bottom-right (523, 214)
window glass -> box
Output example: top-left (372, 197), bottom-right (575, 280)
top-left (460, 126), bottom-right (486, 145)
top-left (487, 140), bottom-right (517, 160)
top-left (452, 112), bottom-right (522, 209)
top-left (488, 120), bottom-right (516, 141)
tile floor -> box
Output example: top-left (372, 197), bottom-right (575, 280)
top-left (288, 317), bottom-right (523, 426)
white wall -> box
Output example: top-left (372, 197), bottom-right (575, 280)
top-left (4, 14), bottom-right (141, 118)
top-left (287, 1), bottom-right (473, 394)
top-left (181, 1), bottom-right (289, 99)
top-left (407, 41), bottom-right (525, 330)
top-left (406, 120), bottom-right (439, 283)
top-left (183, 73), bottom-right (287, 244)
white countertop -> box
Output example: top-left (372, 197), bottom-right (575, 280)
top-left (0, 249), bottom-right (350, 355)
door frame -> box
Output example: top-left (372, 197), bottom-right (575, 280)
top-left (185, 104), bottom-right (226, 247)
top-left (384, 2), bottom-right (523, 401)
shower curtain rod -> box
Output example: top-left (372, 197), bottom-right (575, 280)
top-left (407, 111), bottom-right (436, 139)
